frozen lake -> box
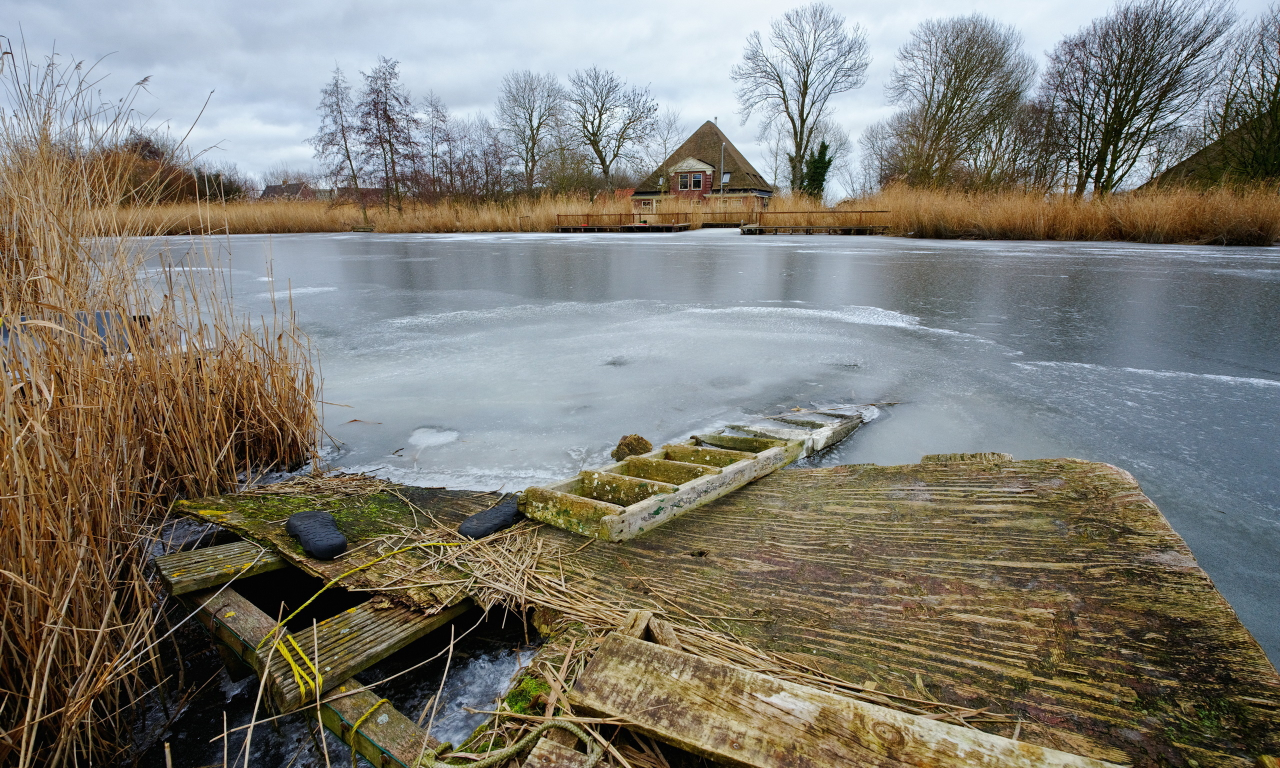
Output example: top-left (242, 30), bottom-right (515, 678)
top-left (162, 229), bottom-right (1280, 665)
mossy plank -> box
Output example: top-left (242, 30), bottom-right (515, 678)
top-left (614, 456), bottom-right (721, 485)
top-left (521, 737), bottom-right (594, 767)
top-left (571, 633), bottom-right (1120, 768)
top-left (323, 686), bottom-right (438, 768)
top-left (155, 540), bottom-right (286, 595)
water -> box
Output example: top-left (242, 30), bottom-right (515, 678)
top-left (156, 229), bottom-right (1280, 665)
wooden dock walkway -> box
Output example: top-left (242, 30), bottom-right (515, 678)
top-left (554, 213), bottom-right (690, 233)
top-left (161, 454), bottom-right (1280, 766)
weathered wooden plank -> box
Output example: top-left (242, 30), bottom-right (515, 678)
top-left (271, 600), bottom-right (472, 710)
top-left (522, 737), bottom-right (593, 767)
top-left (521, 737), bottom-right (595, 767)
top-left (572, 633), bottom-right (1120, 768)
top-left (520, 487), bottom-right (622, 538)
top-left (323, 685), bottom-right (438, 768)
top-left (155, 540), bottom-right (286, 595)
top-left (187, 586), bottom-right (441, 764)
top-left (617, 609), bottom-right (653, 639)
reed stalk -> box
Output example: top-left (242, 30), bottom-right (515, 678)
top-left (0, 45), bottom-right (319, 765)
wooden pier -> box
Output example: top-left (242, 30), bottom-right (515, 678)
top-left (741, 209), bottom-right (890, 235)
top-left (157, 454), bottom-right (1280, 767)
top-left (554, 213), bottom-right (690, 233)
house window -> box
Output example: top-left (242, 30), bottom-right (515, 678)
top-left (721, 172), bottom-right (731, 185)
top-left (679, 174), bottom-right (689, 190)
top-left (640, 199), bottom-right (653, 209)
top-left (692, 173), bottom-right (702, 190)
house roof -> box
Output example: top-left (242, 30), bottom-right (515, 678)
top-left (634, 121), bottom-right (772, 195)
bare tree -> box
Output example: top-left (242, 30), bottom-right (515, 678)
top-left (641, 108), bottom-right (687, 182)
top-left (358, 57), bottom-right (421, 211)
top-left (496, 71), bottom-right (563, 193)
top-left (565, 67), bottom-right (658, 186)
top-left (1041, 0), bottom-right (1235, 196)
top-left (308, 66), bottom-right (367, 221)
top-left (884, 14), bottom-right (1035, 188)
top-left (1205, 4), bottom-right (1280, 182)
top-left (732, 3), bottom-right (870, 191)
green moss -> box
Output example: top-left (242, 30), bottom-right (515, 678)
top-left (502, 673), bottom-right (551, 716)
top-left (178, 491), bottom-right (416, 542)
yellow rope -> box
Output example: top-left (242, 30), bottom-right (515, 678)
top-left (349, 697), bottom-right (390, 768)
top-left (255, 541), bottom-right (458, 651)
top-left (274, 634), bottom-right (323, 700)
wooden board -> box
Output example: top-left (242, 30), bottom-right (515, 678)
top-left (186, 585), bottom-right (441, 765)
top-left (323, 686), bottom-right (437, 768)
top-left (572, 633), bottom-right (1119, 768)
top-left (270, 601), bottom-right (471, 711)
top-left (155, 540), bottom-right (286, 595)
top-left (521, 737), bottom-right (595, 767)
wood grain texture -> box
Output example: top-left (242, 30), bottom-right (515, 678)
top-left (155, 540), bottom-right (286, 595)
top-left (178, 462), bottom-right (1280, 767)
top-left (271, 600), bottom-right (471, 710)
top-left (573, 633), bottom-right (1120, 768)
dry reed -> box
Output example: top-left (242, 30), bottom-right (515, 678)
top-left (127, 186), bottom-right (1280, 245)
top-left (0, 48), bottom-right (319, 766)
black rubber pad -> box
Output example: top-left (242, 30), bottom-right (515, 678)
top-left (285, 510), bottom-right (348, 560)
top-left (458, 495), bottom-right (523, 540)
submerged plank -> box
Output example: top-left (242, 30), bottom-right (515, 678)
top-left (572, 633), bottom-right (1120, 768)
top-left (155, 540), bottom-right (286, 595)
top-left (521, 737), bottom-right (594, 767)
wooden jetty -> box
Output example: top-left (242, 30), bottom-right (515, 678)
top-left (741, 209), bottom-right (890, 235)
top-left (554, 213), bottom-right (691, 233)
top-left (156, 453), bottom-right (1280, 767)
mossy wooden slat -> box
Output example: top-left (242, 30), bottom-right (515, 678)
top-left (323, 686), bottom-right (438, 768)
top-left (614, 456), bottom-right (721, 485)
top-left (187, 586), bottom-right (440, 765)
top-left (572, 633), bottom-right (1119, 768)
top-left (661, 443), bottom-right (756, 467)
top-left (271, 600), bottom-right (472, 711)
top-left (692, 433), bottom-right (788, 453)
top-left (521, 737), bottom-right (594, 767)
top-left (155, 540), bottom-right (286, 595)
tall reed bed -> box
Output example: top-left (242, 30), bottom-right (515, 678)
top-left (0, 49), bottom-right (319, 765)
top-left (845, 186), bottom-right (1280, 245)
top-left (131, 187), bottom-right (1280, 245)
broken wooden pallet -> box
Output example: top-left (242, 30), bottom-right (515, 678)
top-left (520, 410), bottom-right (862, 541)
top-left (570, 633), bottom-right (1121, 768)
top-left (186, 582), bottom-right (445, 767)
top-left (190, 583), bottom-right (469, 711)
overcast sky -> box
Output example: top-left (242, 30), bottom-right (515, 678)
top-left (7, 0), bottom-right (1273, 184)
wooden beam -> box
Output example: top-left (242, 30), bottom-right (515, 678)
top-left (186, 585), bottom-right (443, 766)
top-left (155, 540), bottom-right (286, 595)
top-left (570, 633), bottom-right (1121, 768)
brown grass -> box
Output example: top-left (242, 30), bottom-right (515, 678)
top-left (0, 51), bottom-right (319, 765)
top-left (126, 187), bottom-right (1280, 246)
top-left (845, 186), bottom-right (1280, 245)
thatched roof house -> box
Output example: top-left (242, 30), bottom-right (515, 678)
top-left (632, 121), bottom-right (772, 209)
